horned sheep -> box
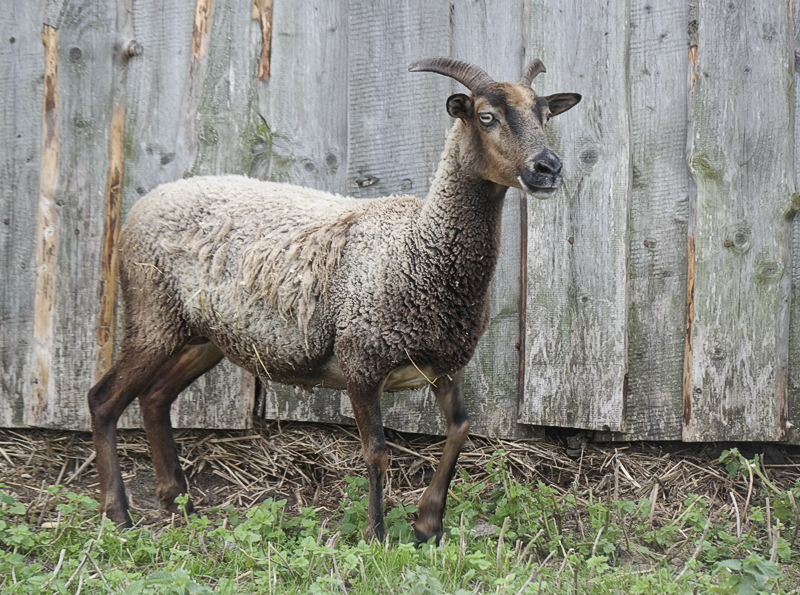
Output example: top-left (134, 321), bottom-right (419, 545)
top-left (88, 58), bottom-right (581, 542)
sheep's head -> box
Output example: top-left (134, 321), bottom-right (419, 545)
top-left (409, 58), bottom-right (581, 199)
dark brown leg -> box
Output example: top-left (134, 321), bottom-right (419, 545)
top-left (346, 380), bottom-right (388, 541)
top-left (88, 341), bottom-right (175, 526)
top-left (138, 340), bottom-right (224, 515)
top-left (414, 370), bottom-right (470, 543)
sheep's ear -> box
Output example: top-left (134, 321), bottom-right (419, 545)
top-left (446, 93), bottom-right (474, 120)
top-left (543, 93), bottom-right (582, 117)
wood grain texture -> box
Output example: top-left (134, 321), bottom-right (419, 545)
top-left (346, 0), bottom-right (451, 200)
top-left (187, 0), bottom-right (261, 178)
top-left (166, 0), bottom-right (260, 429)
top-left (260, 384), bottom-right (350, 426)
top-left (94, 0), bottom-right (137, 383)
top-left (611, 1), bottom-right (690, 440)
top-left (0, 1), bottom-right (45, 426)
top-left (335, 0), bottom-right (451, 430)
top-left (251, 0), bottom-right (272, 80)
top-left (521, 0), bottom-right (631, 432)
top-left (28, 23), bottom-right (61, 426)
top-left (120, 0), bottom-right (195, 196)
top-left (340, 387), bottom-right (447, 436)
top-left (25, 2), bottom-right (122, 429)
top-left (450, 0), bottom-right (531, 438)
top-left (257, 0), bottom-right (349, 192)
top-left (784, 0), bottom-right (800, 446)
top-left (5, 0), bottom-right (800, 440)
top-left (118, 0), bottom-right (259, 429)
top-left (254, 0), bottom-right (352, 423)
top-left (684, 0), bottom-right (794, 441)
top-left (117, 0), bottom-right (196, 429)
top-left (259, 0), bottom-right (537, 438)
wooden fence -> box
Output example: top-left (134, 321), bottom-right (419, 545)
top-left (2, 0), bottom-right (799, 444)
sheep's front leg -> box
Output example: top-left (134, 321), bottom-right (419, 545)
top-left (414, 370), bottom-right (470, 543)
top-left (347, 381), bottom-right (389, 541)
top-left (138, 340), bottom-right (224, 515)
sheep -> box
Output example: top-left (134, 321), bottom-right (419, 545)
top-left (88, 57), bottom-right (581, 542)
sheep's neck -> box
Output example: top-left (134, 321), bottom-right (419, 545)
top-left (415, 123), bottom-right (508, 292)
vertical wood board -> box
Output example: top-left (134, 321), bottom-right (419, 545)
top-left (255, 0), bottom-right (352, 424)
top-left (122, 0), bottom-right (196, 198)
top-left (521, 0), bottom-right (631, 431)
top-left (684, 0), bottom-right (794, 441)
top-left (117, 0), bottom-right (198, 428)
top-left (785, 0), bottom-right (800, 445)
top-left (346, 0), bottom-right (451, 200)
top-left (451, 0), bottom-right (530, 438)
top-left (94, 0), bottom-right (136, 388)
top-left (336, 0), bottom-right (451, 429)
top-left (614, 1), bottom-right (690, 440)
top-left (167, 0), bottom-right (260, 429)
top-left (257, 0), bottom-right (349, 192)
top-left (0, 1), bottom-right (45, 426)
top-left (187, 0), bottom-right (261, 178)
top-left (25, 1), bottom-right (117, 429)
top-left (119, 0), bottom-right (259, 429)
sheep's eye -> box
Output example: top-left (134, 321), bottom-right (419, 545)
top-left (478, 113), bottom-right (495, 125)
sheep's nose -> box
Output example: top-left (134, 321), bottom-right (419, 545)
top-left (533, 150), bottom-right (562, 175)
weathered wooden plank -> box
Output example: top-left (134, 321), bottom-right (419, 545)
top-left (346, 0), bottom-right (451, 200)
top-left (251, 0), bottom-right (273, 80)
top-left (169, 0), bottom-right (260, 428)
top-left (95, 0), bottom-right (138, 383)
top-left (187, 0), bottom-right (261, 178)
top-left (335, 0), bottom-right (451, 430)
top-left (259, 384), bottom-right (349, 426)
top-left (521, 0), bottom-right (630, 431)
top-left (24, 2), bottom-right (119, 429)
top-left (783, 0), bottom-right (800, 446)
top-left (607, 1), bottom-right (690, 440)
top-left (684, 0), bottom-right (793, 441)
top-left (253, 0), bottom-right (352, 425)
top-left (118, 0), bottom-right (260, 429)
top-left (450, 0), bottom-right (534, 438)
top-left (337, 1), bottom-right (535, 438)
top-left (121, 0), bottom-right (195, 195)
top-left (28, 22), bottom-right (60, 426)
top-left (263, 0), bottom-right (454, 432)
top-left (262, 1), bottom-right (537, 438)
top-left (258, 0), bottom-right (349, 192)
top-left (0, 1), bottom-right (46, 427)
top-left (117, 0), bottom-right (197, 428)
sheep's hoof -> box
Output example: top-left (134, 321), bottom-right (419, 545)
top-left (364, 522), bottom-right (386, 543)
top-left (105, 507), bottom-right (133, 529)
top-left (162, 494), bottom-right (194, 516)
top-left (413, 524), bottom-right (443, 546)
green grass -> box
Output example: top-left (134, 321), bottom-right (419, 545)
top-left (1, 449), bottom-right (798, 594)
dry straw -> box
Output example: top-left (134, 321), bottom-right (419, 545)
top-left (1, 419), bottom-right (798, 532)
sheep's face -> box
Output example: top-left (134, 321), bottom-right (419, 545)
top-left (447, 83), bottom-right (580, 199)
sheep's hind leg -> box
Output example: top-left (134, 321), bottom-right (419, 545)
top-left (346, 380), bottom-right (389, 541)
top-left (414, 370), bottom-right (470, 544)
top-left (138, 339), bottom-right (224, 516)
top-left (88, 341), bottom-right (176, 527)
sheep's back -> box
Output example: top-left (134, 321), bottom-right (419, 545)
top-left (119, 176), bottom-right (372, 373)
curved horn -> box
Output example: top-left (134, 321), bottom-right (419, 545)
top-left (408, 57), bottom-right (495, 93)
top-left (519, 59), bottom-right (546, 86)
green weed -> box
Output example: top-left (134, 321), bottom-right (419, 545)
top-left (1, 451), bottom-right (798, 595)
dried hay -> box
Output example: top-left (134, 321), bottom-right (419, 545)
top-left (1, 418), bottom-right (798, 531)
